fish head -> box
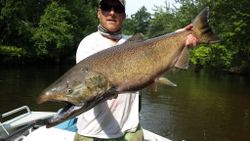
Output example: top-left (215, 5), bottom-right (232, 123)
top-left (37, 67), bottom-right (113, 127)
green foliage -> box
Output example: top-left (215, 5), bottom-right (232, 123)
top-left (0, 0), bottom-right (250, 74)
top-left (123, 0), bottom-right (250, 74)
top-left (190, 46), bottom-right (210, 66)
top-left (0, 0), bottom-right (50, 45)
top-left (209, 45), bottom-right (233, 69)
top-left (210, 0), bottom-right (250, 73)
top-left (147, 4), bottom-right (177, 37)
top-left (1, 0), bottom-right (27, 44)
top-left (32, 1), bottom-right (74, 58)
top-left (190, 44), bottom-right (233, 69)
top-left (62, 0), bottom-right (98, 42)
top-left (123, 6), bottom-right (151, 37)
top-left (0, 0), bottom-right (97, 64)
top-left (0, 45), bottom-right (27, 64)
top-left (0, 46), bottom-right (26, 57)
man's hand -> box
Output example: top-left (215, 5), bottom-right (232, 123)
top-left (176, 24), bottom-right (199, 48)
top-left (186, 34), bottom-right (199, 48)
top-left (184, 24), bottom-right (199, 48)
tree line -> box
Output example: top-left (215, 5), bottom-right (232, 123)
top-left (1, 0), bottom-right (249, 74)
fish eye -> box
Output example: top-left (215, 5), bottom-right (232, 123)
top-left (66, 88), bottom-right (73, 94)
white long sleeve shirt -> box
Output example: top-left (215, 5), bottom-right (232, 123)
top-left (75, 32), bottom-right (139, 139)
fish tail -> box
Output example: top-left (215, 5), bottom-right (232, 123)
top-left (192, 7), bottom-right (220, 44)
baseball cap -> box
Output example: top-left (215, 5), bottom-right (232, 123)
top-left (99, 0), bottom-right (125, 8)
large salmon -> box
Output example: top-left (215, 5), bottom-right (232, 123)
top-left (38, 7), bottom-right (219, 128)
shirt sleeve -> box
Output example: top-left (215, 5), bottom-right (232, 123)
top-left (76, 36), bottom-right (95, 64)
top-left (76, 33), bottom-right (130, 64)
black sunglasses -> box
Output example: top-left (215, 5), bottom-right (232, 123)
top-left (100, 3), bottom-right (125, 14)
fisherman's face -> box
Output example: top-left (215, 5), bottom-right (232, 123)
top-left (97, 0), bottom-right (126, 32)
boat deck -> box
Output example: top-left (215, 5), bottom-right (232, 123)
top-left (1, 106), bottom-right (171, 141)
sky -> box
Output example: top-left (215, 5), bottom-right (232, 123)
top-left (125, 0), bottom-right (177, 16)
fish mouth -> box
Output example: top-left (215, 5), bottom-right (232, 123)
top-left (45, 101), bottom-right (82, 128)
top-left (37, 91), bottom-right (87, 128)
top-left (44, 92), bottom-right (116, 128)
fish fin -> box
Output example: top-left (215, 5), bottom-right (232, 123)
top-left (175, 47), bottom-right (189, 69)
top-left (155, 77), bottom-right (177, 87)
top-left (150, 82), bottom-right (158, 93)
top-left (192, 7), bottom-right (220, 44)
top-left (151, 77), bottom-right (177, 92)
top-left (126, 33), bottom-right (144, 42)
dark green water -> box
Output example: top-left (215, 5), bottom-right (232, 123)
top-left (1, 65), bottom-right (250, 141)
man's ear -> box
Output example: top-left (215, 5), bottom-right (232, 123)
top-left (97, 9), bottom-right (101, 19)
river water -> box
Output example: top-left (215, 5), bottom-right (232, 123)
top-left (0, 65), bottom-right (250, 141)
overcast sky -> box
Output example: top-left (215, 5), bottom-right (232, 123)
top-left (125, 0), bottom-right (177, 16)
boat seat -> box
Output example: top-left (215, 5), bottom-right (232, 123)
top-left (2, 111), bottom-right (54, 131)
top-left (0, 122), bottom-right (35, 141)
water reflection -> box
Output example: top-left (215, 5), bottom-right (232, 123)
top-left (141, 70), bottom-right (250, 141)
top-left (0, 65), bottom-right (72, 112)
top-left (0, 66), bottom-right (250, 141)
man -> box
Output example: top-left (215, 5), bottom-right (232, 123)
top-left (75, 0), bottom-right (198, 140)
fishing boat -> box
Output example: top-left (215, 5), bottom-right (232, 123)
top-left (0, 106), bottom-right (171, 141)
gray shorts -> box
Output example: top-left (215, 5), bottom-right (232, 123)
top-left (74, 126), bottom-right (143, 141)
